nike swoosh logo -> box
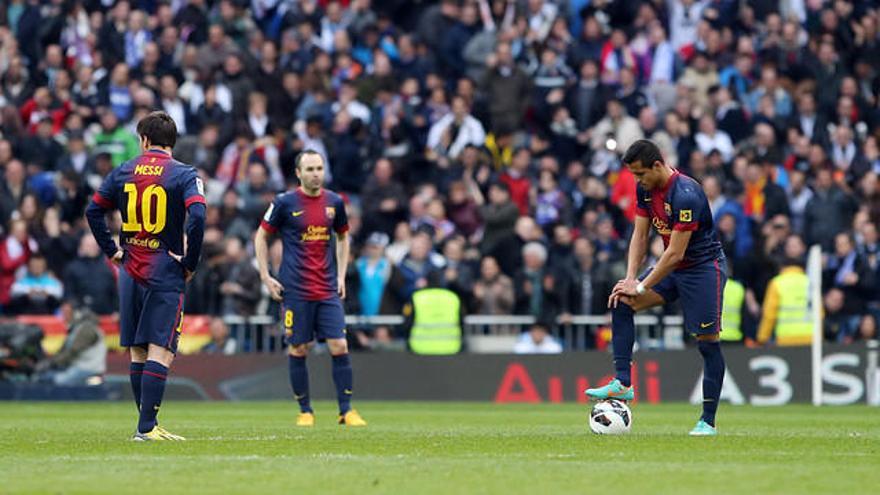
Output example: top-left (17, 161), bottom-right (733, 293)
top-left (344, 389), bottom-right (353, 395)
top-left (606, 388), bottom-right (630, 397)
top-left (700, 322), bottom-right (715, 329)
top-left (292, 211), bottom-right (304, 217)
top-left (294, 394), bottom-right (306, 400)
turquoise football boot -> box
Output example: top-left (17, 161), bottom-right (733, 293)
top-left (688, 420), bottom-right (717, 436)
top-left (584, 378), bottom-right (634, 401)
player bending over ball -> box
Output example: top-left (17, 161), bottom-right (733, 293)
top-left (585, 139), bottom-right (727, 436)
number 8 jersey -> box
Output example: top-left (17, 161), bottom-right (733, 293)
top-left (92, 149), bottom-right (206, 291)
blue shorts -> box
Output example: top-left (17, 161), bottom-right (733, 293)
top-left (281, 296), bottom-right (346, 346)
top-left (119, 269), bottom-right (184, 353)
top-left (641, 258), bottom-right (727, 336)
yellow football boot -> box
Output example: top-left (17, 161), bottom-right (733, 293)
top-left (296, 412), bottom-right (315, 427)
top-left (132, 425), bottom-right (186, 441)
top-left (338, 409), bottom-right (367, 427)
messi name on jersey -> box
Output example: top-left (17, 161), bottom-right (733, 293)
top-left (134, 164), bottom-right (165, 176)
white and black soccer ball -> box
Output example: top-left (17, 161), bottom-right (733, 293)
top-left (589, 399), bottom-right (632, 435)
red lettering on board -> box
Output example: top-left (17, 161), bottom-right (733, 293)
top-left (494, 363), bottom-right (541, 403)
top-left (645, 360), bottom-right (661, 403)
top-left (548, 376), bottom-right (563, 403)
top-left (576, 377), bottom-right (589, 403)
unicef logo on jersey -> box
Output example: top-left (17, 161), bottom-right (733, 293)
top-left (126, 237), bottom-right (162, 250)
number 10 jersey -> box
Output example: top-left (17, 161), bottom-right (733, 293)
top-left (92, 149), bottom-right (206, 291)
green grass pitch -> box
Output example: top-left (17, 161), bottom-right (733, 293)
top-left (1, 401), bottom-right (878, 494)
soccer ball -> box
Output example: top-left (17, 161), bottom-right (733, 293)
top-left (589, 399), bottom-right (632, 435)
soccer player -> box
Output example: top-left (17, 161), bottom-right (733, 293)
top-left (86, 111), bottom-right (206, 441)
top-left (254, 150), bottom-right (366, 427)
top-left (585, 140), bottom-right (727, 436)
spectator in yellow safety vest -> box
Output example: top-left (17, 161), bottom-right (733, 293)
top-left (757, 235), bottom-right (814, 346)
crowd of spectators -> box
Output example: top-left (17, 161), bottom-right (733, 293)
top-left (1, 0), bottom-right (879, 350)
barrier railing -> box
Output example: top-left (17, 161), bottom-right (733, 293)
top-left (221, 313), bottom-right (686, 353)
top-left (462, 314), bottom-right (685, 352)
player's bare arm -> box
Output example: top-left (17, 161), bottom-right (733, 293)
top-left (608, 215), bottom-right (650, 308)
top-left (612, 229), bottom-right (692, 302)
top-left (637, 229), bottom-right (691, 289)
top-left (336, 230), bottom-right (350, 299)
top-left (254, 226), bottom-right (283, 301)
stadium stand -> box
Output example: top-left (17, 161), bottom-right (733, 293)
top-left (0, 0), bottom-right (879, 355)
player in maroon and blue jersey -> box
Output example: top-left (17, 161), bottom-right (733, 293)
top-left (254, 150), bottom-right (366, 427)
top-left (85, 111), bottom-right (206, 441)
top-left (586, 140), bottom-right (727, 436)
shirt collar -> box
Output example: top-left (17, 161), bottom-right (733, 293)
top-left (657, 169), bottom-right (679, 196)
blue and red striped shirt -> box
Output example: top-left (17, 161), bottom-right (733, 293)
top-left (635, 170), bottom-right (723, 269)
top-left (92, 149), bottom-right (205, 291)
top-left (261, 188), bottom-right (349, 301)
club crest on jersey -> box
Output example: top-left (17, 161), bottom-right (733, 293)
top-left (325, 207), bottom-right (335, 219)
top-left (680, 209), bottom-right (692, 222)
top-left (664, 203), bottom-right (672, 216)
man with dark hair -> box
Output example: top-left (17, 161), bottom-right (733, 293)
top-left (9, 254), bottom-right (63, 314)
top-left (479, 181), bottom-right (519, 254)
top-left (254, 149), bottom-right (366, 428)
top-left (93, 109), bottom-right (140, 167)
top-left (135, 111), bottom-right (178, 148)
top-left (586, 139), bottom-right (728, 436)
top-left (85, 110), bottom-right (206, 441)
top-left (804, 167), bottom-right (859, 251)
top-left (62, 233), bottom-right (117, 315)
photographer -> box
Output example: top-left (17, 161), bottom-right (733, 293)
top-left (36, 300), bottom-right (106, 386)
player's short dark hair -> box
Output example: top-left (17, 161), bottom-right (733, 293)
top-left (136, 111), bottom-right (177, 148)
top-left (621, 139), bottom-right (664, 169)
top-left (295, 149), bottom-right (324, 169)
